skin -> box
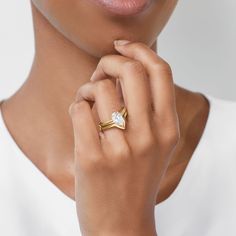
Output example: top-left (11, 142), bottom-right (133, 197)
top-left (0, 0), bottom-right (210, 235)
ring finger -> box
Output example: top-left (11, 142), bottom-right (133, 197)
top-left (76, 79), bottom-right (128, 149)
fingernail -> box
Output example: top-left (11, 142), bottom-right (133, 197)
top-left (68, 102), bottom-right (74, 116)
top-left (90, 70), bottom-right (97, 81)
top-left (114, 40), bottom-right (131, 47)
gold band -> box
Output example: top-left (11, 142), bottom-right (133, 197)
top-left (99, 107), bottom-right (128, 132)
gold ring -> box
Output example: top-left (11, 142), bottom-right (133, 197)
top-left (98, 107), bottom-right (128, 132)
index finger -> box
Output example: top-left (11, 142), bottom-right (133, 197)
top-left (114, 41), bottom-right (177, 121)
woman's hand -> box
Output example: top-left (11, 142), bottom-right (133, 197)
top-left (69, 40), bottom-right (180, 236)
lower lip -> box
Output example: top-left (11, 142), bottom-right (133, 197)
top-left (89, 0), bottom-right (152, 16)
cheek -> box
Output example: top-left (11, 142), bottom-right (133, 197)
top-left (32, 0), bottom-right (177, 57)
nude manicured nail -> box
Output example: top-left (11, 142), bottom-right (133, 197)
top-left (114, 40), bottom-right (131, 46)
top-left (90, 70), bottom-right (97, 81)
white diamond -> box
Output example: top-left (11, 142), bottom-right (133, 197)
top-left (112, 112), bottom-right (125, 126)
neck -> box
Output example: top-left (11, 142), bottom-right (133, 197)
top-left (24, 4), bottom-right (159, 129)
top-left (1, 5), bottom-right (202, 201)
top-left (31, 4), bottom-right (158, 111)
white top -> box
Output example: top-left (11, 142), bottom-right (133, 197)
top-left (0, 93), bottom-right (236, 236)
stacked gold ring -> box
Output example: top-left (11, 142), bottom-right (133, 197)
top-left (98, 107), bottom-right (128, 132)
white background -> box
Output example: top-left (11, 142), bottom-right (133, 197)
top-left (0, 0), bottom-right (236, 101)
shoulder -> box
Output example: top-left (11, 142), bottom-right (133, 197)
top-left (206, 94), bottom-right (236, 134)
top-left (0, 100), bottom-right (16, 162)
top-left (207, 93), bottom-right (236, 113)
top-left (156, 93), bottom-right (236, 234)
top-left (208, 94), bottom-right (236, 112)
top-left (200, 93), bottom-right (236, 169)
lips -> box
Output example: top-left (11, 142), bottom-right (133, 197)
top-left (89, 0), bottom-right (152, 16)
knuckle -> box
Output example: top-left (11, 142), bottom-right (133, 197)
top-left (98, 55), bottom-right (114, 70)
top-left (75, 82), bottom-right (91, 101)
top-left (123, 60), bottom-right (146, 76)
top-left (96, 79), bottom-right (114, 94)
top-left (107, 145), bottom-right (131, 168)
top-left (159, 130), bottom-right (180, 149)
top-left (76, 152), bottom-right (106, 172)
top-left (99, 54), bottom-right (111, 65)
top-left (97, 56), bottom-right (106, 68)
top-left (136, 134), bottom-right (156, 156)
top-left (151, 60), bottom-right (173, 77)
top-left (112, 144), bottom-right (131, 160)
top-left (169, 131), bottom-right (180, 145)
top-left (75, 85), bottom-right (85, 101)
top-left (69, 100), bottom-right (88, 117)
